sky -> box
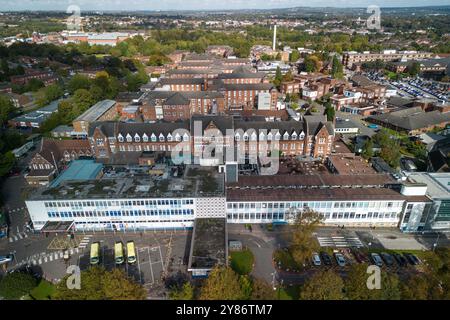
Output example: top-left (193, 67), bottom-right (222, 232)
top-left (0, 0), bottom-right (449, 11)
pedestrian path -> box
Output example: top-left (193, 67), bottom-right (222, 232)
top-left (317, 235), bottom-right (364, 248)
top-left (14, 248), bottom-right (81, 268)
top-left (8, 232), bottom-right (29, 243)
top-left (77, 235), bottom-right (93, 250)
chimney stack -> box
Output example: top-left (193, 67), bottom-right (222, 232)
top-left (273, 25), bottom-right (277, 51)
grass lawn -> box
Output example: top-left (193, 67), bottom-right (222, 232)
top-left (30, 280), bottom-right (56, 300)
top-left (230, 249), bottom-right (254, 275)
top-left (278, 285), bottom-right (300, 300)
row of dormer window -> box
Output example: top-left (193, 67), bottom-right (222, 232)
top-left (117, 132), bottom-right (190, 143)
top-left (234, 130), bottom-right (306, 141)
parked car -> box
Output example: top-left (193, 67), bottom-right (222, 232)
top-left (320, 251), bottom-right (332, 266)
top-left (404, 253), bottom-right (421, 265)
top-left (0, 255), bottom-right (13, 265)
top-left (393, 253), bottom-right (407, 267)
top-left (380, 252), bottom-right (395, 266)
top-left (352, 249), bottom-right (369, 263)
top-left (403, 253), bottom-right (417, 265)
top-left (334, 253), bottom-right (346, 267)
top-left (312, 252), bottom-right (321, 266)
top-left (370, 253), bottom-right (383, 267)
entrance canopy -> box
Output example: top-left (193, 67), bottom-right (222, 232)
top-left (41, 221), bottom-right (74, 233)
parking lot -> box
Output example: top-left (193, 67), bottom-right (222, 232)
top-left (3, 231), bottom-right (191, 298)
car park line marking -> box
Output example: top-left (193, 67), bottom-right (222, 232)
top-left (136, 248), bottom-right (142, 285)
top-left (147, 248), bottom-right (155, 284)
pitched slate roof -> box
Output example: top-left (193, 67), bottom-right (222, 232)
top-left (163, 92), bottom-right (190, 106)
top-left (368, 107), bottom-right (450, 131)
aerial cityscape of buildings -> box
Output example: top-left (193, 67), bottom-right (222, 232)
top-left (0, 4), bottom-right (449, 302)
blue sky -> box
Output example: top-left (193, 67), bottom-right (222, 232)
top-left (0, 0), bottom-right (449, 11)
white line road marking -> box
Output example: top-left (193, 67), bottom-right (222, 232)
top-left (147, 248), bottom-right (154, 284)
top-left (136, 248), bottom-right (142, 284)
top-left (18, 234), bottom-right (23, 239)
top-left (9, 238), bottom-right (13, 243)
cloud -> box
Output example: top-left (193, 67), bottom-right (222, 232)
top-left (0, 0), bottom-right (449, 11)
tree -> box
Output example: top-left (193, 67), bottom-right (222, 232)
top-left (170, 282), bottom-right (195, 300)
top-left (35, 84), bottom-right (63, 107)
top-left (0, 94), bottom-right (15, 127)
top-left (0, 272), bottom-right (38, 300)
top-left (400, 275), bottom-right (431, 300)
top-left (303, 55), bottom-right (321, 72)
top-left (324, 101), bottom-right (335, 122)
top-left (408, 62), bottom-right (421, 77)
top-left (300, 270), bottom-right (344, 300)
top-left (239, 275), bottom-right (253, 300)
top-left (273, 66), bottom-right (283, 90)
top-left (331, 55), bottom-right (344, 79)
top-left (199, 266), bottom-right (245, 300)
top-left (0, 151), bottom-right (16, 178)
top-left (375, 272), bottom-right (401, 300)
top-left (361, 138), bottom-right (374, 159)
top-left (251, 278), bottom-right (276, 300)
top-left (289, 50), bottom-right (300, 62)
top-left (288, 208), bottom-right (323, 266)
top-left (68, 74), bottom-right (91, 93)
top-left (344, 263), bottom-right (378, 300)
top-left (54, 266), bottom-right (146, 300)
top-left (102, 268), bottom-right (147, 300)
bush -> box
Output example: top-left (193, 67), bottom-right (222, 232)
top-left (0, 272), bottom-right (38, 300)
top-left (230, 249), bottom-right (254, 275)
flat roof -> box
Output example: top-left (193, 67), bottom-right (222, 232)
top-left (188, 218), bottom-right (227, 270)
top-left (226, 186), bottom-right (429, 202)
top-left (407, 173), bottom-right (450, 198)
top-left (74, 100), bottom-right (116, 122)
top-left (328, 155), bottom-right (377, 175)
top-left (50, 160), bottom-right (103, 187)
top-left (29, 165), bottom-right (224, 201)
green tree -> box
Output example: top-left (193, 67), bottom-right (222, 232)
top-left (324, 101), bottom-right (335, 122)
top-left (303, 55), bottom-right (321, 72)
top-left (199, 266), bottom-right (245, 300)
top-left (289, 50), bottom-right (300, 62)
top-left (273, 66), bottom-right (283, 90)
top-left (331, 55), bottom-right (344, 79)
top-left (169, 282), bottom-right (195, 300)
top-left (0, 94), bottom-right (15, 127)
top-left (239, 275), bottom-right (253, 300)
top-left (300, 270), bottom-right (344, 300)
top-left (68, 74), bottom-right (91, 93)
top-left (361, 139), bottom-right (374, 159)
top-left (35, 84), bottom-right (63, 107)
top-left (289, 208), bottom-right (323, 266)
top-left (344, 263), bottom-right (378, 300)
top-left (54, 266), bottom-right (146, 300)
top-left (251, 278), bottom-right (276, 300)
top-left (400, 275), bottom-right (431, 300)
top-left (0, 272), bottom-right (38, 300)
top-left (408, 62), bottom-right (421, 77)
top-left (0, 151), bottom-right (15, 177)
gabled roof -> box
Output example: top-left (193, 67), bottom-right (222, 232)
top-left (163, 92), bottom-right (190, 106)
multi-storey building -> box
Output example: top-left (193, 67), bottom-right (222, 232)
top-left (342, 50), bottom-right (434, 68)
top-left (88, 115), bottom-right (335, 163)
